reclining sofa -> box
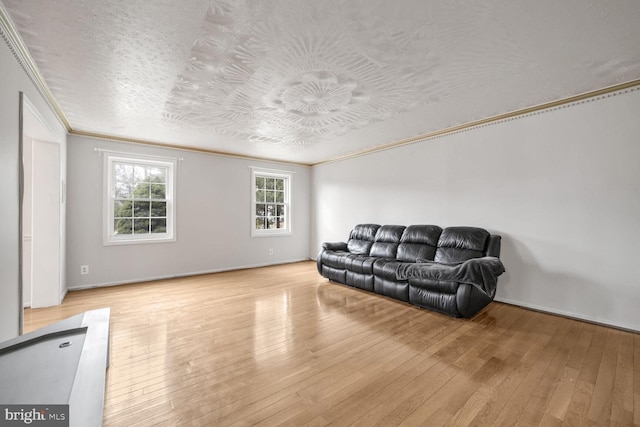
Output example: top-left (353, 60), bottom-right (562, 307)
top-left (317, 224), bottom-right (505, 318)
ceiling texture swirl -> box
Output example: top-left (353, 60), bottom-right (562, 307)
top-left (2, 0), bottom-right (640, 164)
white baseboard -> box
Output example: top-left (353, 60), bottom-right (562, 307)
top-left (495, 297), bottom-right (639, 333)
top-left (65, 258), bottom-right (311, 291)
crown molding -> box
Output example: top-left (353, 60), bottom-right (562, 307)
top-left (70, 79), bottom-right (640, 167)
top-left (0, 3), bottom-right (71, 131)
top-left (69, 129), bottom-right (314, 167)
top-left (314, 79), bottom-right (640, 166)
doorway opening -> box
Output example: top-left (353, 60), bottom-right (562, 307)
top-left (20, 93), bottom-right (64, 332)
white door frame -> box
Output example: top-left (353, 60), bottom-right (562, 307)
top-left (19, 94), bottom-right (64, 329)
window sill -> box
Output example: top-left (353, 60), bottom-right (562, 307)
top-left (251, 230), bottom-right (292, 238)
top-left (103, 235), bottom-right (176, 246)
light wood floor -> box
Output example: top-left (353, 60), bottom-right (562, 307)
top-left (24, 261), bottom-right (639, 426)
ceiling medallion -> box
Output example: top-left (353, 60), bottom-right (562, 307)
top-left (269, 70), bottom-right (369, 117)
top-left (161, 0), bottom-right (442, 148)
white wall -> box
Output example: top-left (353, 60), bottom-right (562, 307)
top-left (0, 39), bottom-right (67, 341)
top-left (66, 135), bottom-right (311, 289)
top-left (310, 88), bottom-right (640, 331)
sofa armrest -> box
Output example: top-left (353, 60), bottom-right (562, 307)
top-left (486, 235), bottom-right (501, 257)
top-left (323, 241), bottom-right (348, 251)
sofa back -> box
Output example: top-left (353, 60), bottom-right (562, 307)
top-left (370, 225), bottom-right (406, 258)
top-left (434, 226), bottom-right (490, 263)
top-left (347, 224), bottom-right (380, 255)
top-left (345, 224), bottom-right (500, 262)
top-left (396, 225), bottom-right (443, 262)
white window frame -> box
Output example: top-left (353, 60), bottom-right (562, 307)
top-left (251, 167), bottom-right (292, 237)
top-left (103, 153), bottom-right (176, 245)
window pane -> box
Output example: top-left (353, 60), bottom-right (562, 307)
top-left (114, 163), bottom-right (131, 188)
top-left (276, 179), bottom-right (284, 191)
top-left (276, 205), bottom-right (284, 216)
top-left (114, 163), bottom-right (133, 198)
top-left (267, 217), bottom-right (277, 229)
top-left (278, 217), bottom-right (286, 229)
top-left (275, 191), bottom-right (284, 203)
top-left (134, 218), bottom-right (150, 234)
top-left (133, 165), bottom-right (147, 186)
top-left (114, 162), bottom-right (131, 179)
top-left (150, 183), bottom-right (166, 199)
top-left (114, 219), bottom-right (132, 235)
top-left (114, 182), bottom-right (133, 199)
top-left (150, 218), bottom-right (166, 233)
top-left (150, 201), bottom-right (166, 217)
top-left (149, 167), bottom-right (166, 183)
top-left (114, 200), bottom-right (132, 218)
top-left (266, 204), bottom-right (276, 216)
top-left (134, 182), bottom-right (151, 198)
top-left (256, 204), bottom-right (265, 216)
top-left (256, 217), bottom-right (265, 229)
top-left (256, 189), bottom-right (265, 203)
top-left (265, 191), bottom-right (275, 203)
top-left (256, 176), bottom-right (265, 189)
top-left (134, 201), bottom-right (150, 217)
top-left (265, 178), bottom-right (274, 189)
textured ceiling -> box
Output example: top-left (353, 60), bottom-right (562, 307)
top-left (3, 0), bottom-right (640, 164)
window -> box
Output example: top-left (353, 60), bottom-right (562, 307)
top-left (251, 168), bottom-right (292, 236)
top-left (104, 153), bottom-right (176, 245)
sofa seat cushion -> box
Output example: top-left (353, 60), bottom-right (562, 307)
top-left (343, 254), bottom-right (379, 274)
top-left (321, 251), bottom-right (378, 274)
top-left (372, 260), bottom-right (411, 281)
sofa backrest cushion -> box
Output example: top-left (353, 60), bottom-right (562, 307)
top-left (370, 225), bottom-right (406, 258)
top-left (434, 226), bottom-right (490, 263)
top-left (347, 224), bottom-right (380, 255)
top-left (396, 225), bottom-right (443, 262)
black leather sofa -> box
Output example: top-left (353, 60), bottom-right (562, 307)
top-left (317, 224), bottom-right (505, 318)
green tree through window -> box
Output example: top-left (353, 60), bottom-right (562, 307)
top-left (112, 162), bottom-right (168, 236)
top-left (251, 168), bottom-right (292, 236)
top-left (255, 175), bottom-right (286, 230)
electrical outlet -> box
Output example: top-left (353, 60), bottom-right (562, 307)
top-left (268, 248), bottom-right (274, 256)
top-left (80, 265), bottom-right (89, 275)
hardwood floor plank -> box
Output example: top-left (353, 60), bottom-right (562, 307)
top-left (562, 380), bottom-right (594, 427)
top-left (20, 261), bottom-right (639, 426)
top-left (518, 319), bottom-right (584, 425)
top-left (490, 314), bottom-right (566, 425)
top-left (610, 331), bottom-right (634, 425)
top-left (587, 329), bottom-right (620, 424)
